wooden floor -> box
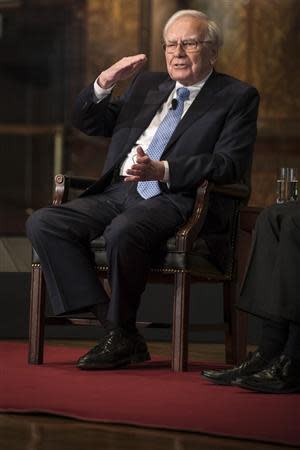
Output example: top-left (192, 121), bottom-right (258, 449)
top-left (0, 340), bottom-right (292, 450)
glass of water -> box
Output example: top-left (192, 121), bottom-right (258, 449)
top-left (276, 167), bottom-right (298, 203)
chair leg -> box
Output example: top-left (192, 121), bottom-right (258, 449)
top-left (171, 271), bottom-right (190, 372)
top-left (28, 264), bottom-right (46, 364)
top-left (223, 281), bottom-right (247, 365)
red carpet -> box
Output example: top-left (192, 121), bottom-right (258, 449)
top-left (0, 342), bottom-right (299, 446)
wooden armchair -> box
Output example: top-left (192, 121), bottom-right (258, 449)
top-left (29, 174), bottom-right (250, 371)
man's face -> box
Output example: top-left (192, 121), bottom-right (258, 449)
top-left (164, 16), bottom-right (217, 86)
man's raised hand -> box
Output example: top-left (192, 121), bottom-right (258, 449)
top-left (98, 54), bottom-right (147, 89)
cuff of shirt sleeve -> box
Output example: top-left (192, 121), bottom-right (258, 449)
top-left (93, 77), bottom-right (114, 102)
top-left (162, 161), bottom-right (170, 184)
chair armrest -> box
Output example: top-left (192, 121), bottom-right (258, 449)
top-left (52, 174), bottom-right (97, 205)
top-left (175, 181), bottom-right (250, 252)
top-left (175, 180), bottom-right (212, 251)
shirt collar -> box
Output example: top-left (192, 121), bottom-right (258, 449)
top-left (176, 70), bottom-right (212, 93)
top-left (167, 70), bottom-right (213, 108)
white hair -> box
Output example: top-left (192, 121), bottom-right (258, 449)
top-left (163, 9), bottom-right (223, 49)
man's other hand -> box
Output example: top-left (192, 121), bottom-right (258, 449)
top-left (125, 146), bottom-right (165, 182)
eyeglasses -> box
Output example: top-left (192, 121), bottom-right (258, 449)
top-left (162, 39), bottom-right (212, 54)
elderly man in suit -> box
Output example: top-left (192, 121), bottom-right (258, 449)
top-left (26, 9), bottom-right (259, 370)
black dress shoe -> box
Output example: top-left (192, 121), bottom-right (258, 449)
top-left (233, 354), bottom-right (300, 393)
top-left (201, 350), bottom-right (269, 385)
top-left (77, 328), bottom-right (151, 370)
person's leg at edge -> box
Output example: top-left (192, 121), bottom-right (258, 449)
top-left (202, 204), bottom-right (300, 390)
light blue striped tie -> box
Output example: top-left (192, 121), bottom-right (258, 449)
top-left (137, 87), bottom-right (190, 199)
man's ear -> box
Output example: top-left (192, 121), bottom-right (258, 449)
top-left (209, 47), bottom-right (218, 66)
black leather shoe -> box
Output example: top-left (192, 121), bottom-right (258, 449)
top-left (233, 354), bottom-right (300, 393)
top-left (77, 329), bottom-right (151, 370)
top-left (201, 350), bottom-right (269, 385)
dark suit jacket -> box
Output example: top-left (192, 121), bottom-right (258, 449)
top-left (72, 70), bottom-right (259, 270)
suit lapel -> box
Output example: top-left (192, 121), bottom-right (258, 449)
top-left (120, 77), bottom-right (175, 158)
top-left (162, 71), bottom-right (226, 157)
top-left (115, 71), bottom-right (227, 165)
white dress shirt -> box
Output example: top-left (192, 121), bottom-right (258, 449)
top-left (93, 71), bottom-right (212, 182)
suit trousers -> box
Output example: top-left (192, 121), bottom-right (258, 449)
top-left (26, 180), bottom-right (185, 330)
top-left (239, 202), bottom-right (300, 324)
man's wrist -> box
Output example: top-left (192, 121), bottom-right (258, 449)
top-left (97, 73), bottom-right (115, 90)
top-left (93, 77), bottom-right (114, 102)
